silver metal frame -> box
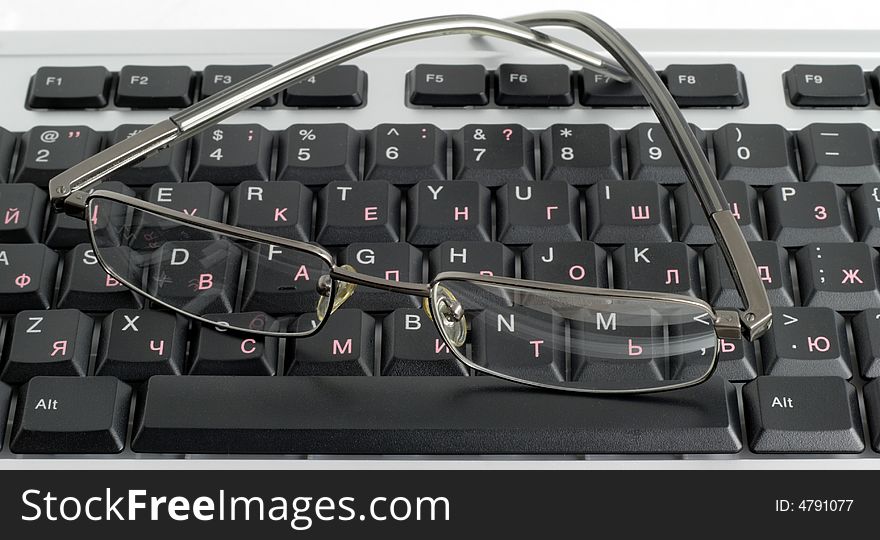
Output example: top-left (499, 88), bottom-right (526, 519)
top-left (49, 11), bottom-right (773, 394)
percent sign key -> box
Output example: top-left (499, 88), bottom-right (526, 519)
top-left (279, 124), bottom-right (361, 183)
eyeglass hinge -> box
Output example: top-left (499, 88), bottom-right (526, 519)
top-left (59, 191), bottom-right (88, 219)
top-left (713, 310), bottom-right (742, 340)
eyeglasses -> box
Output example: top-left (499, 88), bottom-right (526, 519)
top-left (48, 11), bottom-right (772, 394)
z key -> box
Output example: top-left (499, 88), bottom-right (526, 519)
top-left (1, 309), bottom-right (93, 385)
top-left (453, 124), bottom-right (535, 184)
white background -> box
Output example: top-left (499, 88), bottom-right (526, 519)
top-left (1, 0), bottom-right (879, 31)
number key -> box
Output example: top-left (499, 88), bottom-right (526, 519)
top-left (540, 124), bottom-right (623, 184)
top-left (713, 123), bottom-right (799, 184)
top-left (276, 124), bottom-right (360, 185)
top-left (626, 122), bottom-right (708, 184)
top-left (13, 126), bottom-right (101, 188)
top-left (364, 124), bottom-right (446, 184)
top-left (453, 124), bottom-right (535, 185)
top-left (190, 124), bottom-right (273, 185)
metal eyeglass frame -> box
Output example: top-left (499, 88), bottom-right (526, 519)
top-left (48, 11), bottom-right (772, 394)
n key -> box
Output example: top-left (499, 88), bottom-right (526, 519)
top-left (761, 307), bottom-right (851, 378)
top-left (190, 124), bottom-right (273, 185)
top-left (13, 126), bottom-right (101, 188)
top-left (190, 313), bottom-right (278, 375)
top-left (626, 123), bottom-right (708, 184)
top-left (795, 243), bottom-right (880, 311)
top-left (764, 182), bottom-right (854, 246)
top-left (612, 242), bottom-right (700, 297)
top-left (96, 309), bottom-right (188, 382)
top-left (0, 243), bottom-right (58, 312)
top-left (522, 241), bottom-right (608, 287)
top-left (364, 124), bottom-right (446, 184)
top-left (57, 243), bottom-right (143, 311)
top-left (797, 123), bottom-right (880, 184)
top-left (453, 124), bottom-right (535, 184)
top-left (315, 181), bottom-right (401, 245)
top-left (406, 181), bottom-right (491, 246)
top-left (1, 310), bottom-right (93, 385)
top-left (713, 124), bottom-right (799, 184)
top-left (586, 180), bottom-right (672, 244)
top-left (496, 182), bottom-right (580, 245)
top-left (228, 181), bottom-right (312, 241)
top-left (339, 242), bottom-right (423, 310)
top-left (286, 309), bottom-right (375, 375)
top-left (276, 124), bottom-right (361, 185)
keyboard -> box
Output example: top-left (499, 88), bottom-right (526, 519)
top-left (2, 26), bottom-right (880, 467)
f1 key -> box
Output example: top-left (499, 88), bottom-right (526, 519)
top-left (27, 66), bottom-right (111, 109)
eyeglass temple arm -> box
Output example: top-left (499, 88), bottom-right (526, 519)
top-left (511, 11), bottom-right (771, 341)
top-left (47, 14), bottom-right (626, 209)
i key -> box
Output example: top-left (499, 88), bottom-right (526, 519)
top-left (190, 124), bottom-right (273, 185)
top-left (241, 244), bottom-right (331, 315)
top-left (453, 124), bottom-right (535, 184)
top-left (612, 242), bottom-right (701, 297)
top-left (96, 309), bottom-right (188, 382)
top-left (496, 182), bottom-right (580, 245)
top-left (764, 182), bottom-right (854, 246)
top-left (148, 240), bottom-right (242, 315)
top-left (57, 243), bottom-right (143, 311)
top-left (228, 180), bottom-right (312, 241)
top-left (586, 180), bottom-right (672, 244)
top-left (364, 124), bottom-right (446, 184)
top-left (286, 309), bottom-right (375, 375)
top-left (13, 126), bottom-right (101, 188)
top-left (406, 180), bottom-right (491, 246)
top-left (201, 64), bottom-right (277, 107)
top-left (107, 125), bottom-right (187, 186)
top-left (339, 242), bottom-right (423, 310)
top-left (44, 181), bottom-right (133, 249)
top-left (761, 307), bottom-right (851, 378)
top-left (131, 182), bottom-right (225, 247)
top-left (797, 123), bottom-right (880, 184)
top-left (522, 241), bottom-right (608, 288)
top-left (712, 124), bottom-right (799, 184)
top-left (0, 184), bottom-right (47, 243)
top-left (675, 181), bottom-right (762, 244)
top-left (851, 183), bottom-right (880, 246)
top-left (704, 241), bottom-right (795, 307)
top-left (540, 124), bottom-right (623, 184)
top-left (1, 309), bottom-right (93, 385)
top-left (626, 123), bottom-right (707, 184)
top-left (795, 243), bottom-right (880, 311)
top-left (471, 308), bottom-right (565, 383)
top-left (115, 65), bottom-right (194, 108)
top-left (27, 66), bottom-right (112, 109)
top-left (0, 243), bottom-right (58, 312)
top-left (381, 308), bottom-right (468, 376)
top-left (190, 313), bottom-right (278, 375)
top-left (851, 309), bottom-right (880, 378)
top-left (276, 124), bottom-right (361, 185)
top-left (315, 181), bottom-right (401, 245)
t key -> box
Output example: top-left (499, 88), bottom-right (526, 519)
top-left (406, 180), bottom-right (491, 246)
top-left (496, 182), bottom-right (580, 245)
top-left (228, 180), bottom-right (312, 241)
top-left (712, 123), bottom-right (799, 184)
top-left (795, 243), bottom-right (880, 311)
top-left (763, 182), bottom-right (854, 246)
top-left (540, 124), bottom-right (623, 184)
top-left (364, 124), bottom-right (446, 184)
top-left (315, 181), bottom-right (401, 245)
top-left (586, 180), bottom-right (672, 244)
top-left (797, 123), bottom-right (880, 184)
top-left (626, 123), bottom-right (708, 184)
top-left (190, 124), bottom-right (273, 185)
top-left (96, 309), bottom-right (188, 382)
top-left (612, 242), bottom-right (701, 297)
top-left (1, 309), bottom-right (93, 385)
top-left (276, 124), bottom-right (361, 185)
top-left (522, 241), bottom-right (608, 288)
top-left (453, 124), bottom-right (535, 184)
top-left (760, 307), bottom-right (851, 378)
top-left (13, 126), bottom-right (101, 188)
top-left (0, 243), bottom-right (58, 312)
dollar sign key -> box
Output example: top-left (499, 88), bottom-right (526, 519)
top-left (212, 129), bottom-right (224, 142)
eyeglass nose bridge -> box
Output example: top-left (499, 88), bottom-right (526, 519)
top-left (318, 265), bottom-right (433, 320)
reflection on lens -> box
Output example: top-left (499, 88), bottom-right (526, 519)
top-left (88, 195), bottom-right (333, 336)
top-left (431, 279), bottom-right (718, 392)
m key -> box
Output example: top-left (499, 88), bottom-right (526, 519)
top-left (96, 309), bottom-right (188, 382)
top-left (1, 309), bottom-right (93, 385)
top-left (795, 243), bottom-right (880, 311)
top-left (364, 124), bottom-right (446, 184)
top-left (760, 307), bottom-right (851, 378)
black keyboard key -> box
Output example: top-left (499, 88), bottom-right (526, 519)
top-left (865, 379), bottom-right (880, 451)
top-left (612, 242), bottom-right (700, 296)
top-left (663, 64), bottom-right (745, 107)
top-left (453, 124), bottom-right (535, 184)
top-left (227, 180), bottom-right (312, 241)
top-left (107, 125), bottom-right (187, 186)
top-left (44, 181), bottom-right (133, 249)
top-left (704, 241), bottom-right (794, 308)
top-left (675, 181), bottom-right (761, 244)
top-left (1, 309), bottom-right (93, 385)
top-left (713, 123), bottom-right (799, 184)
top-left (131, 182), bottom-right (225, 247)
top-left (540, 124), bottom-right (623, 184)
top-left (495, 64), bottom-right (573, 106)
top-left (241, 244), bottom-right (331, 315)
top-left (851, 309), bottom-right (880, 379)
top-left (471, 307), bottom-right (564, 383)
top-left (10, 376), bottom-right (131, 454)
top-left (27, 66), bottom-right (111, 109)
top-left (364, 124), bottom-right (446, 183)
top-left (96, 309), bottom-right (187, 382)
top-left (406, 181), bottom-right (491, 246)
top-left (786, 65), bottom-right (869, 107)
top-left (200, 64), bottom-right (276, 107)
top-left (189, 124), bottom-right (273, 185)
top-left (277, 123), bottom-right (360, 185)
top-left (283, 65), bottom-right (365, 107)
top-left (797, 123), bottom-right (880, 184)
top-left (0, 184), bottom-right (46, 243)
top-left (429, 241), bottom-right (515, 279)
top-left (148, 240), bottom-right (242, 314)
top-left (714, 338), bottom-right (758, 382)
top-left (579, 69), bottom-right (648, 106)
top-left (315, 181), bottom-right (401, 245)
top-left (0, 127), bottom-right (15, 183)
top-left (764, 182), bottom-right (854, 247)
top-left (338, 242), bottom-right (423, 310)
top-left (874, 67), bottom-right (880, 106)
top-left (496, 181), bottom-right (580, 245)
top-left (286, 309), bottom-right (375, 376)
top-left (13, 126), bottom-right (101, 188)
top-left (851, 183), bottom-right (880, 246)
top-left (0, 243), bottom-right (58, 312)
top-left (796, 243), bottom-right (880, 311)
top-left (626, 123), bottom-right (708, 184)
top-left (190, 313), bottom-right (277, 375)
top-left (115, 65), bottom-right (195, 108)
top-left (407, 64), bottom-right (488, 106)
top-left (586, 180), bottom-right (672, 244)
top-left (743, 376), bottom-right (863, 453)
top-left (57, 243), bottom-right (143, 311)
top-left (381, 308), bottom-right (467, 376)
top-left (522, 241), bottom-right (608, 288)
top-left (0, 382), bottom-right (9, 449)
top-left (761, 307), bottom-right (851, 378)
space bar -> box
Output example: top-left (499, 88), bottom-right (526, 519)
top-left (132, 376), bottom-right (742, 454)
